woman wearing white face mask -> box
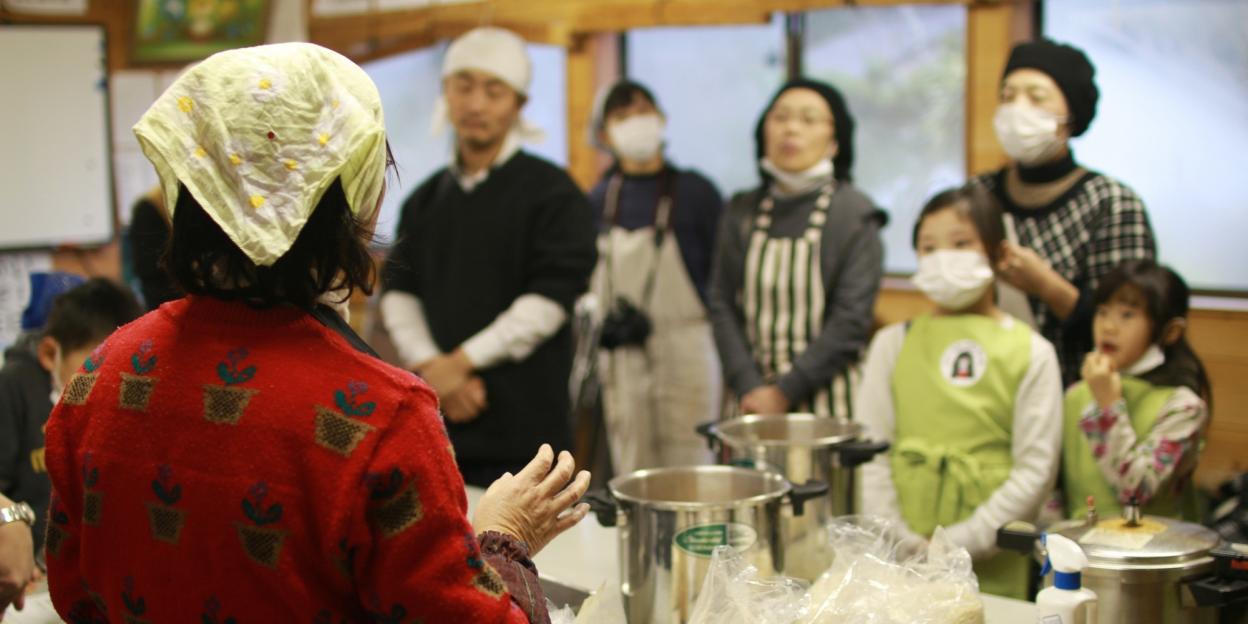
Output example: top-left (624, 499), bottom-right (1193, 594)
top-left (969, 39), bottom-right (1157, 386)
top-left (586, 81), bottom-right (725, 474)
top-left (855, 186), bottom-right (1063, 599)
top-left (709, 79), bottom-right (885, 420)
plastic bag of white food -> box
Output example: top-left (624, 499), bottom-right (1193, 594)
top-left (687, 545), bottom-right (811, 624)
top-left (547, 582), bottom-right (628, 624)
top-left (804, 516), bottom-right (984, 624)
top-left (549, 601), bottom-right (576, 624)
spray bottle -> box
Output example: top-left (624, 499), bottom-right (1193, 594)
top-left (1035, 533), bottom-right (1098, 624)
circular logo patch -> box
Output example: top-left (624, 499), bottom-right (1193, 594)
top-left (940, 340), bottom-right (988, 387)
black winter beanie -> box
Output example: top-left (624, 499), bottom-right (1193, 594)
top-left (1004, 39), bottom-right (1099, 137)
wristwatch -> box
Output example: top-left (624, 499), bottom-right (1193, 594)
top-left (0, 502), bottom-right (35, 527)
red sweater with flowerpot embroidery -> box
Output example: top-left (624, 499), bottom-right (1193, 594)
top-left (43, 296), bottom-right (545, 623)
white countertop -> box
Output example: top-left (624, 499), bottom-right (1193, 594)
top-left (465, 486), bottom-right (1036, 622)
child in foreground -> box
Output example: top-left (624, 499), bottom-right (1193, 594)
top-left (1062, 259), bottom-right (1210, 521)
top-left (857, 186), bottom-right (1062, 599)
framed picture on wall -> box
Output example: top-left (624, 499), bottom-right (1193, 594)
top-left (131, 0), bottom-right (270, 65)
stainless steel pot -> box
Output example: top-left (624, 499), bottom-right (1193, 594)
top-left (999, 501), bottom-right (1248, 624)
top-left (583, 465), bottom-right (827, 624)
top-left (696, 413), bottom-right (889, 580)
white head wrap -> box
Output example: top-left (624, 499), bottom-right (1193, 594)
top-left (431, 27), bottom-right (545, 143)
top-left (133, 43), bottom-right (387, 266)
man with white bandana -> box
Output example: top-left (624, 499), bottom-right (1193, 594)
top-left (382, 27), bottom-right (596, 487)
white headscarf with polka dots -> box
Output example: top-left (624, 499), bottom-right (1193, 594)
top-left (134, 42), bottom-right (386, 266)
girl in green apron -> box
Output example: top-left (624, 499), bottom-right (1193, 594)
top-left (857, 186), bottom-right (1063, 600)
top-left (1062, 260), bottom-right (1210, 522)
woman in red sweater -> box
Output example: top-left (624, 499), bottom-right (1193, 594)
top-left (42, 42), bottom-right (589, 623)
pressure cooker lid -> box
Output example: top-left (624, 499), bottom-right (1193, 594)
top-left (609, 465), bottom-right (790, 511)
top-left (1050, 514), bottom-right (1221, 567)
top-left (716, 413), bottom-right (860, 448)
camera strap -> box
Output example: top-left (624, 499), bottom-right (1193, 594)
top-left (602, 167), bottom-right (676, 311)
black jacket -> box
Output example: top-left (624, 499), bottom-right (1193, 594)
top-left (382, 152), bottom-right (597, 464)
top-left (0, 333), bottom-right (53, 553)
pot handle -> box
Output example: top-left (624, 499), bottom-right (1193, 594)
top-left (694, 421), bottom-right (719, 452)
top-left (788, 479), bottom-right (829, 517)
top-left (581, 489), bottom-right (618, 527)
top-left (996, 520), bottom-right (1041, 555)
top-left (1185, 576), bottom-right (1248, 608)
top-left (834, 439), bottom-right (890, 469)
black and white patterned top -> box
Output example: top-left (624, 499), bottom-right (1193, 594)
top-left (969, 170), bottom-right (1156, 385)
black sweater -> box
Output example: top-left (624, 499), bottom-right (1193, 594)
top-left (381, 152), bottom-right (597, 463)
top-left (0, 334), bottom-right (53, 553)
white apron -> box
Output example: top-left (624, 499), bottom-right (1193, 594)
top-left (592, 174), bottom-right (721, 474)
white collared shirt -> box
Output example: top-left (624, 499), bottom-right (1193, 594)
top-left (449, 129), bottom-right (522, 193)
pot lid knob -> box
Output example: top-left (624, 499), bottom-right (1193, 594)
top-left (1123, 495), bottom-right (1143, 527)
top-left (1084, 495), bottom-right (1098, 528)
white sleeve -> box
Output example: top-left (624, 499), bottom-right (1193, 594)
top-left (460, 294), bottom-right (568, 369)
top-left (855, 323), bottom-right (919, 538)
top-left (380, 290), bottom-right (442, 367)
top-left (944, 332), bottom-right (1063, 559)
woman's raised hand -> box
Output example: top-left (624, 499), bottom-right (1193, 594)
top-left (473, 444), bottom-right (591, 555)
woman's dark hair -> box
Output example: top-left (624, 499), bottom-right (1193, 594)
top-left (754, 78), bottom-right (855, 183)
top-left (598, 80), bottom-right (661, 130)
top-left (44, 278), bottom-right (143, 351)
top-left (911, 185), bottom-right (1006, 265)
top-left (162, 178), bottom-right (375, 310)
top-left (1094, 260), bottom-right (1211, 406)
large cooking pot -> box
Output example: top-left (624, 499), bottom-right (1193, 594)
top-left (999, 501), bottom-right (1248, 624)
top-left (696, 413), bottom-right (889, 579)
top-left (583, 465), bottom-right (827, 624)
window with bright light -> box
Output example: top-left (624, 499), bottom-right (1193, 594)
top-left (626, 17), bottom-right (787, 199)
top-left (628, 10), bottom-right (965, 275)
top-left (1045, 0), bottom-right (1248, 292)
top-left (804, 4), bottom-right (967, 274)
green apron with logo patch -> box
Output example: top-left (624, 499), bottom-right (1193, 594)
top-left (891, 313), bottom-right (1034, 599)
top-left (1063, 378), bottom-right (1200, 522)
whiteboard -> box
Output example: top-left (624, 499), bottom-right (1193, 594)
top-left (0, 25), bottom-right (114, 249)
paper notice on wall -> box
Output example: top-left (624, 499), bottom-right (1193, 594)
top-left (0, 252), bottom-right (53, 352)
top-left (2, 0), bottom-right (87, 15)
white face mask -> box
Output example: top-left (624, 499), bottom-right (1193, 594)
top-left (607, 114), bottom-right (664, 163)
top-left (912, 250), bottom-right (995, 311)
top-left (760, 156), bottom-right (834, 196)
top-left (993, 102), bottom-right (1068, 165)
top-left (1124, 344), bottom-right (1166, 376)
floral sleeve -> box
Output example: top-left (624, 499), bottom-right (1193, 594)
top-left (1078, 386), bottom-right (1207, 506)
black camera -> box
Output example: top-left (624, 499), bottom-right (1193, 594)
top-left (599, 297), bottom-right (652, 350)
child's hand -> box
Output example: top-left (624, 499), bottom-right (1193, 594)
top-left (1082, 352), bottom-right (1122, 410)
